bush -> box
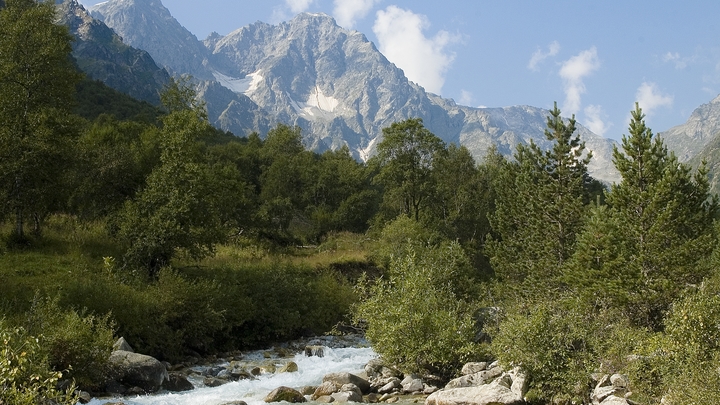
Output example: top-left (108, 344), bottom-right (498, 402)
top-left (355, 237), bottom-right (485, 377)
top-left (25, 296), bottom-right (116, 390)
top-left (489, 297), bottom-right (639, 404)
top-left (0, 323), bottom-right (78, 405)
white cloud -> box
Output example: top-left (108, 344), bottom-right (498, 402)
top-left (662, 51), bottom-right (693, 70)
top-left (528, 41), bottom-right (560, 70)
top-left (333, 0), bottom-right (380, 28)
top-left (583, 104), bottom-right (609, 136)
top-left (373, 6), bottom-right (458, 94)
top-left (285, 0), bottom-right (316, 14)
top-left (635, 82), bottom-right (673, 116)
top-left (458, 90), bottom-right (474, 106)
top-left (558, 47), bottom-right (600, 115)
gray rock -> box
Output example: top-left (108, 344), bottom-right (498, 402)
top-left (112, 337), bottom-right (134, 353)
top-left (378, 380), bottom-right (400, 394)
top-left (323, 372), bottom-right (371, 394)
top-left (313, 381), bottom-right (341, 400)
top-left (164, 372), bottom-right (194, 392)
top-left (204, 376), bottom-right (229, 387)
top-left (316, 396), bottom-right (335, 403)
top-left (460, 362), bottom-right (488, 375)
top-left (77, 391), bottom-right (92, 404)
top-left (426, 379), bottom-right (523, 405)
top-left (331, 390), bottom-right (362, 403)
top-left (305, 345), bottom-right (325, 357)
top-left (445, 366), bottom-right (504, 389)
top-left (108, 350), bottom-right (168, 392)
top-left (401, 377), bottom-right (424, 393)
top-left (600, 396), bottom-right (632, 405)
top-left (279, 361), bottom-right (299, 373)
top-left (264, 386), bottom-right (307, 403)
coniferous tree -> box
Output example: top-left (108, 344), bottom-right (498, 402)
top-left (568, 104), bottom-right (717, 329)
top-left (487, 103), bottom-right (592, 296)
top-left (0, 0), bottom-right (82, 239)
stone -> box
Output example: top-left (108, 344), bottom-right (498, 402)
top-left (300, 386), bottom-right (317, 395)
top-left (108, 350), bottom-right (168, 392)
top-left (220, 402), bottom-right (248, 405)
top-left (313, 381), bottom-right (342, 400)
top-left (305, 345), bottom-right (325, 357)
top-left (385, 397), bottom-right (399, 403)
top-left (77, 391), bottom-right (92, 404)
top-left (445, 366), bottom-right (503, 389)
top-left (323, 372), bottom-right (371, 394)
top-left (610, 374), bottom-right (629, 390)
top-left (341, 383), bottom-right (363, 397)
top-left (204, 377), bottom-right (229, 387)
top-left (402, 377), bottom-right (424, 393)
top-left (600, 396), bottom-right (631, 405)
top-left (164, 372), bottom-right (194, 392)
top-left (112, 337), bottom-right (134, 353)
top-left (366, 393), bottom-right (380, 403)
top-left (316, 396), bottom-right (335, 403)
top-left (378, 380), bottom-right (400, 394)
top-left (332, 390), bottom-right (363, 403)
top-left (264, 386), bottom-right (307, 403)
top-left (104, 380), bottom-right (127, 396)
top-left (460, 362), bottom-right (488, 375)
top-left (279, 361), bottom-right (299, 373)
top-left (508, 367), bottom-right (528, 399)
top-left (425, 378), bottom-right (524, 405)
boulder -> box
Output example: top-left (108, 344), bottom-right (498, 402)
top-left (113, 337), bottom-right (134, 352)
top-left (316, 396), bottom-right (335, 403)
top-left (204, 376), bottom-right (229, 387)
top-left (401, 376), bottom-right (424, 393)
top-left (445, 366), bottom-right (503, 389)
top-left (323, 372), bottom-right (371, 394)
top-left (313, 381), bottom-right (342, 400)
top-left (331, 391), bottom-right (363, 403)
top-left (305, 345), bottom-right (325, 357)
top-left (108, 350), bottom-right (168, 392)
top-left (460, 362), bottom-right (488, 376)
top-left (264, 386), bottom-right (307, 403)
top-left (163, 372), bottom-right (194, 392)
top-left (279, 361), bottom-right (299, 373)
top-left (425, 379), bottom-right (524, 405)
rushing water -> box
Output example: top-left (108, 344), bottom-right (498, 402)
top-left (85, 341), bottom-right (377, 405)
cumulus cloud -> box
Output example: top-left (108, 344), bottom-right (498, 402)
top-left (635, 82), bottom-right (673, 116)
top-left (458, 90), bottom-right (474, 106)
top-left (333, 0), bottom-right (380, 28)
top-left (285, 0), bottom-right (316, 14)
top-left (583, 104), bottom-right (609, 136)
top-left (558, 47), bottom-right (600, 115)
top-left (662, 51), bottom-right (694, 70)
top-left (528, 41), bottom-right (560, 70)
top-left (373, 6), bottom-right (458, 94)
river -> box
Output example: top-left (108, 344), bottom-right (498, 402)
top-left (85, 337), bottom-right (377, 405)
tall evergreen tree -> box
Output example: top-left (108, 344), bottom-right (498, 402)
top-left (568, 104), bottom-right (717, 329)
top-left (0, 0), bottom-right (81, 238)
top-left (487, 103), bottom-right (592, 296)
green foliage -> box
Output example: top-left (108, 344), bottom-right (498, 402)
top-left (74, 77), bottom-right (163, 124)
top-left (569, 104), bottom-right (717, 329)
top-left (0, 323), bottom-right (78, 405)
top-left (490, 297), bottom-right (633, 404)
top-left (356, 219), bottom-right (484, 376)
top-left (487, 103), bottom-right (593, 298)
top-left (0, 0), bottom-right (82, 239)
top-left (115, 81), bottom-right (227, 274)
top-left (372, 118), bottom-right (446, 222)
top-left (24, 296), bottom-right (115, 390)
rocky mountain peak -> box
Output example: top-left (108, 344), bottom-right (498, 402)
top-left (660, 93), bottom-right (720, 162)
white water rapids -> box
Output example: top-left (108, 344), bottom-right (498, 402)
top-left (85, 343), bottom-right (377, 405)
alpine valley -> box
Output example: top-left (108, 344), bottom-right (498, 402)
top-left (58, 0), bottom-right (720, 186)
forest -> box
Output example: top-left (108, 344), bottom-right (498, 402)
top-left (2, 1), bottom-right (720, 404)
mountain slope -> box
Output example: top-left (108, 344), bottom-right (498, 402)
top-left (89, 0), bottom-right (213, 80)
top-left (88, 0), bottom-right (619, 183)
top-left (57, 0), bottom-right (169, 105)
top-left (659, 94), bottom-right (720, 162)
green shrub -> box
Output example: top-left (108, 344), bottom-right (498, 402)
top-left (0, 323), bottom-right (78, 405)
top-left (355, 238), bottom-right (485, 377)
top-left (25, 296), bottom-right (116, 390)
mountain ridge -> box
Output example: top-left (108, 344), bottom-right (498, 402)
top-left (87, 0), bottom-right (620, 183)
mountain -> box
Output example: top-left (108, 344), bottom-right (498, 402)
top-left (56, 0), bottom-right (169, 105)
top-left (88, 0), bottom-right (619, 183)
top-left (659, 94), bottom-right (720, 162)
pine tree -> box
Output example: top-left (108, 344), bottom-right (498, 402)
top-left (569, 104), bottom-right (717, 329)
top-left (487, 103), bottom-right (592, 297)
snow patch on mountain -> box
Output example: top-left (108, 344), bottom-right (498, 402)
top-left (289, 86), bottom-right (341, 121)
top-left (212, 70), bottom-right (264, 96)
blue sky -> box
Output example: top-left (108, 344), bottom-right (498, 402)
top-left (79, 0), bottom-right (720, 141)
